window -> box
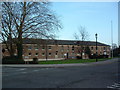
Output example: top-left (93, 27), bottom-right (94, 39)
top-left (2, 48), bottom-right (5, 53)
top-left (91, 47), bottom-right (93, 50)
top-left (28, 46), bottom-right (32, 50)
top-left (104, 51), bottom-right (107, 55)
top-left (34, 46), bottom-right (39, 50)
top-left (72, 52), bottom-right (74, 55)
top-left (72, 46), bottom-right (74, 51)
top-left (56, 51), bottom-right (58, 55)
top-left (104, 47), bottom-right (106, 50)
top-left (42, 46), bottom-right (45, 50)
top-left (67, 49), bottom-right (69, 52)
top-left (28, 53), bottom-right (31, 56)
top-left (48, 46), bottom-right (52, 50)
top-left (35, 53), bottom-right (38, 56)
top-left (61, 45), bottom-right (64, 52)
top-left (83, 47), bottom-right (85, 50)
top-left (49, 53), bottom-right (51, 56)
top-left (42, 53), bottom-right (45, 56)
top-left (61, 53), bottom-right (64, 58)
top-left (67, 46), bottom-right (69, 52)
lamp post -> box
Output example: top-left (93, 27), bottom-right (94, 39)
top-left (95, 33), bottom-right (98, 62)
top-left (45, 40), bottom-right (48, 61)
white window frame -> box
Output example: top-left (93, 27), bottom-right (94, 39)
top-left (42, 53), bottom-right (45, 56)
top-left (48, 46), bottom-right (52, 50)
top-left (49, 53), bottom-right (51, 56)
top-left (35, 53), bottom-right (38, 56)
top-left (28, 53), bottom-right (31, 56)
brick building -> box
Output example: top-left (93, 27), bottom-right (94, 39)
top-left (2, 38), bottom-right (111, 61)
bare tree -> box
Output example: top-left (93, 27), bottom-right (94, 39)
top-left (73, 25), bottom-right (89, 59)
top-left (73, 33), bottom-right (79, 40)
top-left (112, 43), bottom-right (117, 50)
top-left (74, 26), bottom-right (89, 41)
top-left (2, 2), bottom-right (62, 60)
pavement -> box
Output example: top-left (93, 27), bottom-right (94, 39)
top-left (1, 58), bottom-right (119, 68)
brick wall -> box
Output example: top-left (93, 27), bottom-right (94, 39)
top-left (2, 43), bottom-right (111, 61)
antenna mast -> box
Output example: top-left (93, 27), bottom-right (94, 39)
top-left (111, 21), bottom-right (113, 58)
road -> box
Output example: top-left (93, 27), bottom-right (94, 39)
top-left (2, 58), bottom-right (120, 88)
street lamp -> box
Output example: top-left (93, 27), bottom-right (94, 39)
top-left (95, 33), bottom-right (98, 62)
top-left (45, 40), bottom-right (48, 61)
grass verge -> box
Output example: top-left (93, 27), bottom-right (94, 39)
top-left (39, 58), bottom-right (112, 64)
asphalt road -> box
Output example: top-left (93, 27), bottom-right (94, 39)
top-left (2, 58), bottom-right (120, 88)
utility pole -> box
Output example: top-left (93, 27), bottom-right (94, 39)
top-left (111, 21), bottom-right (113, 58)
top-left (95, 33), bottom-right (98, 62)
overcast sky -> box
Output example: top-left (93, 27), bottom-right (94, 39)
top-left (51, 2), bottom-right (118, 46)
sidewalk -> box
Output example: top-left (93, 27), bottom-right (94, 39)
top-left (2, 58), bottom-right (119, 68)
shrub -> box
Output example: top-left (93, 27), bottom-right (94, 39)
top-left (76, 56), bottom-right (82, 59)
top-left (33, 58), bottom-right (38, 64)
top-left (2, 56), bottom-right (25, 64)
top-left (89, 54), bottom-right (109, 59)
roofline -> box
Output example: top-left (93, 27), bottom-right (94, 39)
top-left (2, 38), bottom-right (110, 46)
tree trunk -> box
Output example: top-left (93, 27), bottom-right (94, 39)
top-left (17, 29), bottom-right (23, 61)
top-left (9, 35), bottom-right (14, 57)
top-left (9, 43), bottom-right (14, 57)
top-left (16, 43), bottom-right (23, 60)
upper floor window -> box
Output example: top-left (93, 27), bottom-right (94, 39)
top-left (61, 45), bottom-right (64, 51)
top-left (34, 46), bottom-right (39, 50)
top-left (42, 46), bottom-right (45, 50)
top-left (107, 47), bottom-right (110, 50)
top-left (91, 47), bottom-right (93, 50)
top-left (68, 46), bottom-right (69, 49)
top-left (28, 46), bottom-right (32, 50)
top-left (56, 51), bottom-right (58, 55)
top-left (42, 53), bottom-right (45, 56)
top-left (48, 46), bottom-right (52, 50)
top-left (72, 46), bottom-right (74, 51)
top-left (67, 46), bottom-right (69, 52)
top-left (104, 47), bottom-right (106, 50)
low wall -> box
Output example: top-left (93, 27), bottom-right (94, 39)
top-left (24, 58), bottom-right (65, 61)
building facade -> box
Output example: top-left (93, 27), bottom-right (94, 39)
top-left (2, 39), bottom-right (111, 61)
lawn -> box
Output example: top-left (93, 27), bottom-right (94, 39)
top-left (39, 58), bottom-right (111, 64)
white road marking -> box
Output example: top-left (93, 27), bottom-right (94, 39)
top-left (18, 68), bottom-right (26, 71)
top-left (107, 82), bottom-right (120, 89)
top-left (33, 70), bottom-right (39, 72)
top-left (107, 86), bottom-right (115, 88)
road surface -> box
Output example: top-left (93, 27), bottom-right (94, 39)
top-left (2, 58), bottom-right (120, 89)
